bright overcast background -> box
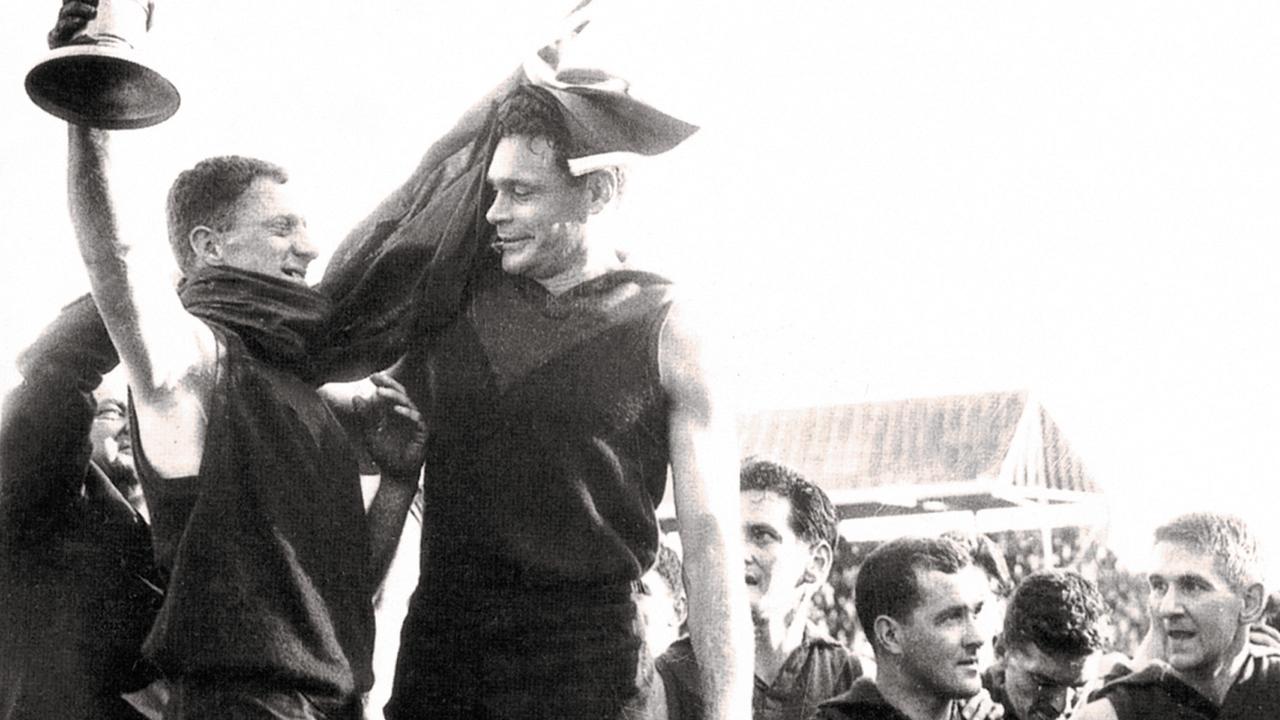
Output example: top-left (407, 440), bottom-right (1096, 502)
top-left (2, 2), bottom-right (1279, 565)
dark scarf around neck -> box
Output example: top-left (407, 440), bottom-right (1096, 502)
top-left (178, 266), bottom-right (332, 383)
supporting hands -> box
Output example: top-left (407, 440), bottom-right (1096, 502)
top-left (352, 372), bottom-right (426, 480)
top-left (48, 0), bottom-right (98, 49)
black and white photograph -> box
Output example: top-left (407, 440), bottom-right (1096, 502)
top-left (1, 2), bottom-right (1279, 719)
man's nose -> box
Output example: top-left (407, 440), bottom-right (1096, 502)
top-left (1156, 588), bottom-right (1183, 617)
top-left (486, 192), bottom-right (509, 226)
top-left (962, 616), bottom-right (985, 650)
top-left (293, 229), bottom-right (319, 261)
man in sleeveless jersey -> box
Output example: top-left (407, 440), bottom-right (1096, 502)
top-left (383, 80), bottom-right (752, 719)
top-left (51, 3), bottom-right (427, 717)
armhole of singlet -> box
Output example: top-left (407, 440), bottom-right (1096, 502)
top-left (127, 329), bottom-right (225, 484)
top-left (651, 290), bottom-right (678, 390)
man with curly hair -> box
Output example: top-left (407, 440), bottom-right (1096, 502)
top-left (983, 571), bottom-right (1108, 720)
top-left (1077, 512), bottom-right (1280, 720)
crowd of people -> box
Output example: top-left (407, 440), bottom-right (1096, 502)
top-left (2, 2), bottom-right (1278, 720)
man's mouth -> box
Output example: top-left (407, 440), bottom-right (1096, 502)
top-left (491, 237), bottom-right (530, 252)
top-left (1167, 629), bottom-right (1197, 642)
top-left (282, 267), bottom-right (307, 282)
top-left (744, 575), bottom-right (760, 587)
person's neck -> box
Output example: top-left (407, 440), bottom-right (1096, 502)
top-left (536, 244), bottom-right (624, 296)
top-left (1179, 633), bottom-right (1251, 707)
top-left (876, 661), bottom-right (956, 720)
top-left (754, 605), bottom-right (809, 684)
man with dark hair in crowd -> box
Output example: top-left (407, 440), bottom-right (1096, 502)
top-left (641, 540), bottom-right (689, 660)
top-left (46, 2), bottom-right (428, 717)
top-left (383, 65), bottom-right (751, 720)
top-left (1078, 512), bottom-right (1280, 720)
top-left (0, 298), bottom-right (164, 720)
top-left (984, 571), bottom-right (1108, 720)
top-left (654, 458), bottom-right (858, 720)
top-left (814, 535), bottom-right (1004, 720)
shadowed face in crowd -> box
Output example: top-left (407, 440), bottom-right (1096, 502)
top-left (89, 385), bottom-right (132, 479)
top-left (1002, 643), bottom-right (1092, 720)
top-left (742, 489), bottom-right (821, 627)
top-left (1148, 540), bottom-right (1248, 674)
top-left (485, 134), bottom-right (594, 283)
top-left (895, 565), bottom-right (989, 699)
top-left (638, 564), bottom-right (684, 657)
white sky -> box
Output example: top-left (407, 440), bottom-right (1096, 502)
top-left (3, 2), bottom-right (1279, 565)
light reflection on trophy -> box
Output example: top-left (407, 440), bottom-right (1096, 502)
top-left (25, 0), bottom-right (180, 129)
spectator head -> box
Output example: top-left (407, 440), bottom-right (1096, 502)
top-left (166, 156), bottom-right (317, 285)
top-left (88, 369), bottom-right (145, 519)
top-left (639, 539), bottom-right (686, 657)
top-left (855, 536), bottom-right (988, 700)
top-left (1000, 571), bottom-right (1108, 720)
top-left (739, 458), bottom-right (838, 627)
top-left (1148, 512), bottom-right (1267, 676)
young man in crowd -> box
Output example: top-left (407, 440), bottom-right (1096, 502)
top-left (1078, 512), bottom-right (1280, 720)
top-left (654, 458), bottom-right (859, 720)
top-left (984, 571), bottom-right (1108, 720)
top-left (814, 536), bottom-right (1005, 720)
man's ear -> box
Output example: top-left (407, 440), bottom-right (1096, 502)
top-left (803, 541), bottom-right (833, 587)
top-left (584, 168), bottom-right (618, 214)
top-left (874, 615), bottom-right (905, 657)
top-left (1241, 583), bottom-right (1267, 625)
top-left (189, 225), bottom-right (221, 264)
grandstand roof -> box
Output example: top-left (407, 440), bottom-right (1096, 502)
top-left (737, 390), bottom-right (1100, 519)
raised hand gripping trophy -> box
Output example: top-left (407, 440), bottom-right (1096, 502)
top-left (26, 0), bottom-right (179, 129)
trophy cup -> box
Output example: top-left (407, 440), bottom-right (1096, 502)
top-left (25, 0), bottom-right (180, 129)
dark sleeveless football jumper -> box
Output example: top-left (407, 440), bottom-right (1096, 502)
top-left (132, 278), bottom-right (375, 703)
top-left (387, 267), bottom-right (674, 720)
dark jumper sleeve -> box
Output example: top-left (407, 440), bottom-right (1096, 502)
top-left (0, 294), bottom-right (118, 546)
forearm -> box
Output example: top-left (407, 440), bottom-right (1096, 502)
top-left (66, 125), bottom-right (207, 398)
top-left (365, 475), bottom-right (419, 591)
top-left (681, 513), bottom-right (753, 720)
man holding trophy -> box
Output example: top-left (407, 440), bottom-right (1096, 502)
top-left (36, 2), bottom-right (427, 718)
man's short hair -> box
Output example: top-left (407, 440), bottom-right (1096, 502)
top-left (855, 536), bottom-right (973, 651)
top-left (1002, 570), bottom-right (1107, 657)
top-left (1154, 512), bottom-right (1265, 592)
top-left (494, 86), bottom-right (580, 178)
top-left (740, 457), bottom-right (838, 549)
top-left (166, 156), bottom-right (289, 273)
top-left (651, 541), bottom-right (685, 605)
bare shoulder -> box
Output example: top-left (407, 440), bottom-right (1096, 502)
top-left (657, 294), bottom-right (733, 398)
top-left (1073, 698), bottom-right (1119, 720)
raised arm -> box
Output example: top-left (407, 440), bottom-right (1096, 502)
top-left (66, 126), bottom-right (216, 478)
top-left (660, 299), bottom-right (753, 720)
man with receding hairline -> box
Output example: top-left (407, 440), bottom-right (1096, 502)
top-left (1077, 512), bottom-right (1280, 720)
